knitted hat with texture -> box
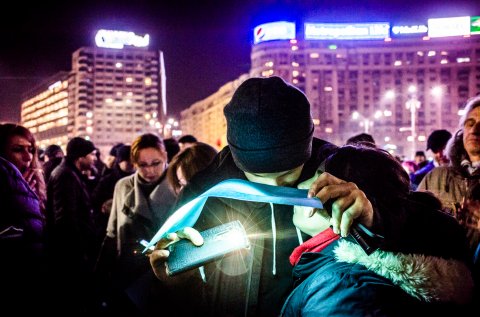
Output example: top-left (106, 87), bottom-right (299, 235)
top-left (66, 137), bottom-right (96, 161)
top-left (224, 76), bottom-right (314, 173)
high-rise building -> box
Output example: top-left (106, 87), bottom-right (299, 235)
top-left (21, 30), bottom-right (167, 156)
top-left (21, 72), bottom-right (70, 149)
top-left (251, 22), bottom-right (480, 157)
top-left (180, 74), bottom-right (249, 149)
top-left (181, 16), bottom-right (480, 158)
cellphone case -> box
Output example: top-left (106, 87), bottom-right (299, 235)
top-left (166, 220), bottom-right (250, 276)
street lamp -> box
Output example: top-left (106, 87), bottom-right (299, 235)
top-left (352, 110), bottom-right (383, 134)
top-left (144, 111), bottom-right (165, 136)
top-left (163, 117), bottom-right (179, 138)
top-left (405, 85), bottom-right (421, 159)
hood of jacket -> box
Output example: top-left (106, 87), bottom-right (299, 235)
top-left (333, 239), bottom-right (474, 305)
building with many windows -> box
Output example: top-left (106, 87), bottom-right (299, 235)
top-left (21, 30), bottom-right (167, 156)
top-left (251, 34), bottom-right (480, 157)
top-left (180, 74), bottom-right (249, 149)
top-left (21, 72), bottom-right (70, 149)
top-left (181, 16), bottom-right (480, 158)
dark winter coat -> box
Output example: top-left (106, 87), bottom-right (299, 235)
top-left (47, 158), bottom-right (97, 270)
top-left (43, 156), bottom-right (62, 184)
top-left (0, 156), bottom-right (45, 262)
top-left (0, 156), bottom-right (48, 313)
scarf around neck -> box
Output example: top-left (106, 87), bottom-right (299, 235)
top-left (289, 227), bottom-right (339, 266)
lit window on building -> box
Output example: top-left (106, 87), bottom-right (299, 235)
top-left (456, 57), bottom-right (470, 63)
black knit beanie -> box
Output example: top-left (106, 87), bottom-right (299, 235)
top-left (224, 76), bottom-right (314, 173)
top-left (66, 137), bottom-right (96, 161)
top-left (117, 145), bottom-right (132, 163)
top-left (426, 129), bottom-right (452, 153)
top-left (109, 143), bottom-right (125, 157)
top-left (44, 144), bottom-right (63, 159)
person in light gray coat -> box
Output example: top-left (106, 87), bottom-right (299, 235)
top-left (98, 133), bottom-right (176, 315)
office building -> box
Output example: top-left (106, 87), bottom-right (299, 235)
top-left (180, 74), bottom-right (249, 149)
top-left (21, 30), bottom-right (167, 156)
top-left (181, 16), bottom-right (480, 158)
top-left (21, 72), bottom-right (70, 149)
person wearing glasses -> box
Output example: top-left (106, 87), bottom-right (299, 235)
top-left (98, 133), bottom-right (176, 315)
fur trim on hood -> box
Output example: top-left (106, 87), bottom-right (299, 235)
top-left (334, 240), bottom-right (474, 305)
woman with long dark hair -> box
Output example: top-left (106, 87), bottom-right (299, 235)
top-left (0, 123), bottom-right (48, 313)
top-left (0, 123), bottom-right (46, 210)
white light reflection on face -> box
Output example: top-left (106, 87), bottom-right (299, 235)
top-left (293, 206), bottom-right (331, 237)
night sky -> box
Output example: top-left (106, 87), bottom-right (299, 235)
top-left (1, 0), bottom-right (479, 122)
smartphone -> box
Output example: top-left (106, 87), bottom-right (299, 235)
top-left (166, 220), bottom-right (250, 276)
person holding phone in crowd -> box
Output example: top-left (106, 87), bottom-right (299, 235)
top-left (149, 77), bottom-right (376, 316)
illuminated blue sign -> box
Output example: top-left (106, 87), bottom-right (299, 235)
top-left (391, 24), bottom-right (428, 36)
top-left (305, 22), bottom-right (390, 40)
top-left (254, 22), bottom-right (296, 44)
top-left (95, 29), bottom-right (150, 49)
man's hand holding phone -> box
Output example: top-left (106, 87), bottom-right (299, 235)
top-left (148, 227), bottom-right (203, 279)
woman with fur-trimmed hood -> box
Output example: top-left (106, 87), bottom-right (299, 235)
top-left (282, 146), bottom-right (475, 317)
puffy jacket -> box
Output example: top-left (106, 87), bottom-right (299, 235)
top-left (0, 156), bottom-right (45, 257)
top-left (282, 239), bottom-right (474, 317)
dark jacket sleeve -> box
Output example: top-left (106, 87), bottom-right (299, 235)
top-left (49, 168), bottom-right (95, 254)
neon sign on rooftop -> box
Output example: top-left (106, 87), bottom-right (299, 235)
top-left (95, 29), bottom-right (150, 49)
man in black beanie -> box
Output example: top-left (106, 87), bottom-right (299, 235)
top-left (46, 137), bottom-right (99, 314)
top-left (149, 77), bottom-right (375, 316)
top-left (410, 129), bottom-right (452, 189)
top-left (102, 142), bottom-right (125, 177)
top-left (42, 144), bottom-right (65, 183)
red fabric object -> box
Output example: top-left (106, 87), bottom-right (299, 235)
top-left (289, 228), bottom-right (339, 266)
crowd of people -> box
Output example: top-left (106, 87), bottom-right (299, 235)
top-left (1, 76), bottom-right (479, 316)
